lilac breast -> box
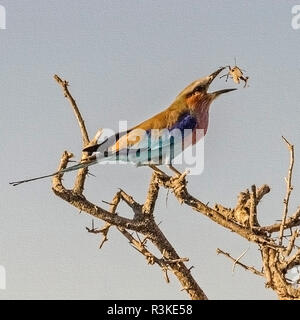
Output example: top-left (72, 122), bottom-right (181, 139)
top-left (195, 110), bottom-right (209, 135)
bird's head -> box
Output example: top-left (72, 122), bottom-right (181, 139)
top-left (176, 67), bottom-right (237, 110)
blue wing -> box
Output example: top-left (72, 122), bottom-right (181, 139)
top-left (88, 112), bottom-right (197, 165)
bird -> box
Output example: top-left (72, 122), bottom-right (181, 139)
top-left (10, 67), bottom-right (236, 186)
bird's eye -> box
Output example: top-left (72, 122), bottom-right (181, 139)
top-left (193, 85), bottom-right (203, 93)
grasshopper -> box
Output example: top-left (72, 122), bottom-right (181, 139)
top-left (220, 59), bottom-right (249, 88)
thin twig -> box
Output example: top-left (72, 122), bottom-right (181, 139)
top-left (53, 75), bottom-right (89, 146)
top-left (279, 137), bottom-right (295, 245)
top-left (216, 248), bottom-right (263, 276)
top-left (260, 208), bottom-right (300, 233)
top-left (54, 74), bottom-right (92, 194)
top-left (285, 247), bottom-right (300, 270)
top-left (118, 189), bottom-right (142, 211)
top-left (285, 230), bottom-right (299, 257)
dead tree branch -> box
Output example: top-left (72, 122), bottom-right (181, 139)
top-left (51, 75), bottom-right (300, 300)
top-left (53, 75), bottom-right (89, 146)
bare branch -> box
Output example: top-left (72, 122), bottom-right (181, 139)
top-left (285, 229), bottom-right (299, 257)
top-left (53, 74), bottom-right (93, 194)
top-left (52, 157), bottom-right (145, 231)
top-left (279, 136), bottom-right (295, 244)
top-left (96, 191), bottom-right (122, 248)
top-left (142, 173), bottom-right (160, 215)
top-left (157, 175), bottom-right (279, 248)
top-left (261, 247), bottom-right (300, 299)
top-left (285, 247), bottom-right (300, 270)
top-left (161, 257), bottom-right (189, 266)
top-left (216, 248), bottom-right (263, 276)
top-left (256, 184), bottom-right (271, 202)
top-left (260, 208), bottom-right (300, 233)
top-left (118, 189), bottom-right (142, 215)
top-left (54, 75), bottom-right (89, 146)
top-left (86, 221), bottom-right (110, 248)
top-left (250, 185), bottom-right (259, 230)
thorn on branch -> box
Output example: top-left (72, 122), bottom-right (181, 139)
top-left (216, 248), bottom-right (263, 276)
top-left (232, 246), bottom-right (250, 273)
top-left (163, 268), bottom-right (170, 283)
top-left (180, 286), bottom-right (193, 292)
top-left (188, 266), bottom-right (195, 272)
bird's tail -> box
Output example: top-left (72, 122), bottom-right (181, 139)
top-left (9, 159), bottom-right (97, 186)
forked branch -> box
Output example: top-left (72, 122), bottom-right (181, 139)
top-left (51, 75), bottom-right (300, 300)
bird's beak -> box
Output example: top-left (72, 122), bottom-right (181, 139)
top-left (207, 67), bottom-right (227, 85)
top-left (207, 67), bottom-right (237, 98)
top-left (211, 88), bottom-right (237, 97)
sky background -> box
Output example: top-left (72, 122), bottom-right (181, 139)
top-left (1, 0), bottom-right (300, 300)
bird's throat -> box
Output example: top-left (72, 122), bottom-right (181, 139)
top-left (193, 98), bottom-right (212, 135)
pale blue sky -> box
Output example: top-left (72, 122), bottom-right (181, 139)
top-left (1, 0), bottom-right (300, 299)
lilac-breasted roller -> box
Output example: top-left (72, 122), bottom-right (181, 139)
top-left (10, 67), bottom-right (236, 186)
